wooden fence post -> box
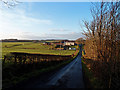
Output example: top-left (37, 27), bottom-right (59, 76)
top-left (14, 55), bottom-right (17, 64)
top-left (23, 55), bottom-right (26, 64)
top-left (3, 55), bottom-right (6, 64)
top-left (19, 56), bottom-right (22, 64)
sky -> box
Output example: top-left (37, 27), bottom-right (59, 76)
top-left (0, 2), bottom-right (93, 40)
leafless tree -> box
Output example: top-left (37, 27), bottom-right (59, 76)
top-left (0, 0), bottom-right (20, 8)
top-left (82, 1), bottom-right (120, 88)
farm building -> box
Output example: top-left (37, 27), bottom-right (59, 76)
top-left (69, 47), bottom-right (76, 50)
top-left (64, 41), bottom-right (75, 46)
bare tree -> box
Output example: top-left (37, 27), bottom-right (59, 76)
top-left (0, 0), bottom-right (20, 8)
top-left (82, 1), bottom-right (120, 88)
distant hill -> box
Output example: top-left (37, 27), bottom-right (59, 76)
top-left (1, 39), bottom-right (37, 42)
top-left (1, 39), bottom-right (76, 43)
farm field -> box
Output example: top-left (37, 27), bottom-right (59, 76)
top-left (2, 42), bottom-right (76, 59)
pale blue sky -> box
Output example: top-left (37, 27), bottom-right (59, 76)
top-left (0, 2), bottom-right (93, 40)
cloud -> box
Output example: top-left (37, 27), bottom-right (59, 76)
top-left (0, 31), bottom-right (31, 40)
top-left (0, 30), bottom-right (83, 40)
top-left (13, 31), bottom-right (82, 40)
top-left (42, 32), bottom-right (83, 40)
top-left (49, 28), bottom-right (69, 32)
top-left (0, 7), bottom-right (52, 31)
top-left (0, 9), bottom-right (52, 26)
top-left (0, 7), bottom-right (53, 39)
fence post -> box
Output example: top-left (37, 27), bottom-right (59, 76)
top-left (14, 55), bottom-right (17, 64)
top-left (3, 55), bottom-right (6, 64)
top-left (23, 55), bottom-right (26, 64)
top-left (19, 56), bottom-right (22, 64)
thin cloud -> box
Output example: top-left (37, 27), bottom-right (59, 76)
top-left (0, 8), bottom-right (52, 31)
top-left (0, 10), bottom-right (52, 26)
top-left (0, 7), bottom-right (53, 39)
top-left (0, 31), bottom-right (83, 40)
top-left (49, 28), bottom-right (69, 32)
top-left (43, 32), bottom-right (83, 39)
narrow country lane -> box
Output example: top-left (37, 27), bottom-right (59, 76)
top-left (47, 50), bottom-right (84, 88)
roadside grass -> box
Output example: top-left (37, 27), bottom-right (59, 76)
top-left (81, 57), bottom-right (103, 88)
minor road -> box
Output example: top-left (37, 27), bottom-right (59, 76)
top-left (24, 46), bottom-right (84, 88)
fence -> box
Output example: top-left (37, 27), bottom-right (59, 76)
top-left (3, 52), bottom-right (73, 64)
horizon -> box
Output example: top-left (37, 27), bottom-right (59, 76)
top-left (1, 38), bottom-right (80, 41)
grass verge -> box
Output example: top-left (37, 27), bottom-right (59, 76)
top-left (81, 57), bottom-right (103, 88)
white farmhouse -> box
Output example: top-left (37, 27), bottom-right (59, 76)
top-left (64, 41), bottom-right (75, 46)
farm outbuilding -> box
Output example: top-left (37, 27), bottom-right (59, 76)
top-left (64, 41), bottom-right (75, 46)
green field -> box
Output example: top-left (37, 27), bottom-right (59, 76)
top-left (2, 42), bottom-right (76, 59)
